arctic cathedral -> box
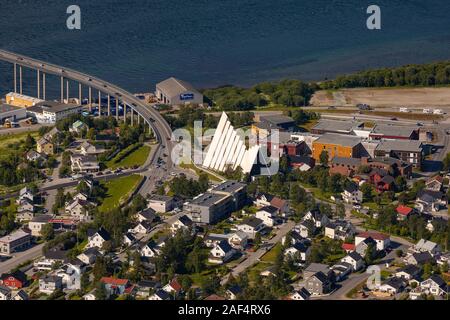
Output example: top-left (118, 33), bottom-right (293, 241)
top-left (202, 112), bottom-right (260, 174)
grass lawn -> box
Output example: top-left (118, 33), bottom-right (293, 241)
top-left (261, 243), bottom-right (282, 263)
top-left (107, 145), bottom-right (151, 169)
top-left (179, 162), bottom-right (222, 182)
top-left (98, 174), bottom-right (143, 212)
top-left (0, 131), bottom-right (40, 160)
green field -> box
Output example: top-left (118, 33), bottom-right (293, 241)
top-left (98, 174), bottom-right (143, 212)
top-left (107, 145), bottom-right (151, 169)
top-left (0, 131), bottom-right (40, 159)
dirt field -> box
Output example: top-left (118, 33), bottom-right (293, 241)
top-left (311, 87), bottom-right (450, 111)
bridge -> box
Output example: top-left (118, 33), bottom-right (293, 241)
top-left (0, 49), bottom-right (174, 168)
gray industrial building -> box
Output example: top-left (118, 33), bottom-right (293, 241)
top-left (0, 103), bottom-right (27, 124)
top-left (155, 77), bottom-right (203, 106)
top-left (184, 180), bottom-right (247, 224)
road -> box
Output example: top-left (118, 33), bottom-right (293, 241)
top-left (0, 243), bottom-right (44, 274)
top-left (221, 220), bottom-right (296, 285)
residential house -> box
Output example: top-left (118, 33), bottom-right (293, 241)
top-left (79, 141), bottom-right (101, 155)
top-left (204, 233), bottom-right (230, 248)
top-left (0, 270), bottom-right (27, 289)
top-left (226, 285), bottom-right (242, 300)
top-left (296, 220), bottom-right (317, 239)
top-left (148, 195), bottom-right (176, 213)
top-left (340, 252), bottom-right (365, 271)
top-left (228, 231), bottom-right (248, 250)
top-left (17, 199), bottom-right (35, 215)
top-left (378, 277), bottom-right (407, 295)
top-left (355, 231), bottom-right (390, 251)
top-left (70, 154), bottom-right (100, 173)
top-left (17, 187), bottom-right (35, 204)
top-left (406, 252), bottom-right (435, 266)
top-left (285, 242), bottom-right (311, 264)
top-left (39, 275), bottom-right (63, 294)
top-left (140, 241), bottom-right (160, 258)
top-left (303, 263), bottom-right (333, 281)
top-left (342, 243), bottom-right (356, 253)
top-left (304, 271), bottom-right (333, 296)
top-left (411, 239), bottom-right (442, 256)
top-left (15, 209), bottom-right (35, 222)
top-left (0, 286), bottom-right (11, 300)
top-left (13, 290), bottom-right (29, 301)
top-left (132, 221), bottom-right (153, 235)
top-left (100, 277), bottom-right (134, 297)
top-left (415, 190), bottom-right (446, 213)
top-left (135, 280), bottom-right (162, 298)
top-left (208, 240), bottom-right (235, 264)
top-left (324, 220), bottom-right (355, 241)
top-left (395, 265), bottom-right (421, 281)
top-left (355, 237), bottom-right (377, 258)
top-left (36, 137), bottom-right (54, 155)
top-left (77, 247), bottom-right (100, 265)
top-left (149, 289), bottom-right (173, 301)
top-left (69, 120), bottom-right (88, 134)
top-left (86, 227), bottom-right (111, 249)
top-left (255, 206), bottom-right (279, 227)
top-left (254, 192), bottom-right (289, 215)
top-left (420, 275), bottom-right (448, 296)
top-left (163, 278), bottom-right (183, 297)
top-left (54, 263), bottom-right (82, 290)
top-left (34, 249), bottom-right (67, 271)
top-left (425, 176), bottom-right (443, 192)
top-left (302, 209), bottom-right (330, 228)
top-left (237, 217), bottom-right (265, 239)
top-left (123, 233), bottom-right (136, 246)
top-left (396, 205), bottom-right (415, 221)
top-left (330, 262), bottom-right (353, 282)
top-left (341, 183), bottom-right (363, 204)
top-left (28, 214), bottom-right (53, 237)
top-left (136, 208), bottom-right (157, 223)
top-left (288, 288), bottom-right (311, 300)
top-left (26, 150), bottom-right (46, 162)
top-left (170, 215), bottom-right (193, 234)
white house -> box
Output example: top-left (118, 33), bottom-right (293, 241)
top-left (86, 228), bottom-right (111, 249)
top-left (170, 215), bottom-right (193, 234)
top-left (208, 240), bottom-right (235, 264)
top-left (411, 239), bottom-right (441, 256)
top-left (340, 252), bottom-right (365, 271)
top-left (324, 220), bottom-right (355, 241)
top-left (140, 241), bottom-right (160, 258)
top-left (54, 263), bottom-right (82, 290)
top-left (237, 217), bottom-right (265, 239)
top-left (77, 247), bottom-right (100, 265)
top-left (355, 232), bottom-right (390, 251)
top-left (420, 276), bottom-right (448, 296)
top-left (255, 206), bottom-right (279, 227)
top-left (228, 231), bottom-right (248, 249)
top-left (302, 209), bottom-right (330, 228)
top-left (289, 288), bottom-right (311, 300)
top-left (341, 183), bottom-right (363, 204)
top-left (39, 275), bottom-right (63, 294)
top-left (285, 243), bottom-right (311, 263)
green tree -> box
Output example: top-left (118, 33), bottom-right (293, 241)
top-left (41, 223), bottom-right (55, 241)
top-left (319, 150), bottom-right (329, 166)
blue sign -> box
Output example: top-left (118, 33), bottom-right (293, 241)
top-left (180, 93), bottom-right (194, 101)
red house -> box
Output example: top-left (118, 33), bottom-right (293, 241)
top-left (376, 175), bottom-right (395, 192)
top-left (0, 270), bottom-right (27, 289)
top-left (396, 205), bottom-right (414, 220)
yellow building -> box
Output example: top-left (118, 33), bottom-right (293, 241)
top-left (6, 92), bottom-right (44, 108)
top-left (312, 134), bottom-right (363, 162)
top-left (36, 137), bottom-right (54, 155)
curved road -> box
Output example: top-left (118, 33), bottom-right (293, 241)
top-left (0, 49), bottom-right (174, 169)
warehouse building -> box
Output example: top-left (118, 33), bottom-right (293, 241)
top-left (0, 104), bottom-right (27, 124)
top-left (155, 77), bottom-right (203, 105)
top-left (312, 134), bottom-right (364, 161)
top-left (27, 101), bottom-right (82, 124)
top-left (6, 92), bottom-right (44, 107)
top-left (375, 140), bottom-right (423, 168)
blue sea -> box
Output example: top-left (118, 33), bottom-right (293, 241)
top-left (1, 0), bottom-right (450, 98)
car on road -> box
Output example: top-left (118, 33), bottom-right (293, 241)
top-left (446, 130), bottom-right (450, 135)
top-left (97, 172), bottom-right (104, 176)
top-left (417, 122), bottom-right (424, 126)
top-left (390, 117), bottom-right (398, 121)
top-left (0, 255), bottom-right (12, 262)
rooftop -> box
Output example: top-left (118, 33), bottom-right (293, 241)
top-left (190, 192), bottom-right (230, 207)
top-left (314, 133), bottom-right (362, 147)
top-left (0, 103), bottom-right (22, 113)
top-left (212, 180), bottom-right (246, 194)
top-left (259, 115), bottom-right (295, 126)
top-left (371, 124), bottom-right (419, 138)
top-left (28, 101), bottom-right (81, 114)
top-left (156, 77), bottom-right (200, 97)
top-left (312, 119), bottom-right (363, 133)
top-left (0, 229), bottom-right (30, 243)
top-left (376, 139), bottom-right (423, 153)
